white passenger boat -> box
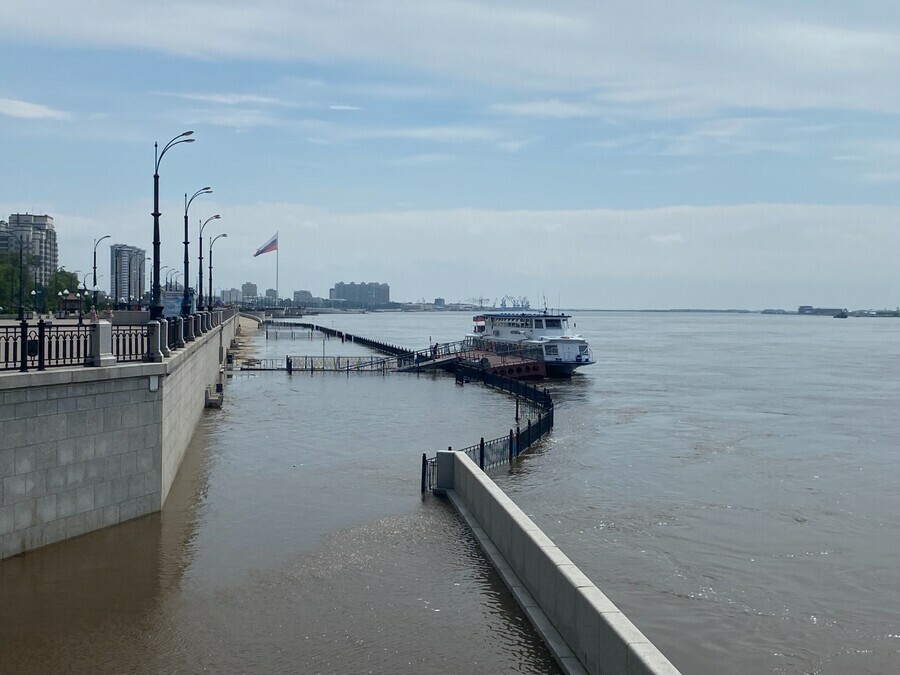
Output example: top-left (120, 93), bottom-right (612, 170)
top-left (468, 312), bottom-right (594, 376)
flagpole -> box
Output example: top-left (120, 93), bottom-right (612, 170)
top-left (276, 243), bottom-right (279, 308)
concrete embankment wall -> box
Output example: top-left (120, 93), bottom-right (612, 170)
top-left (438, 451), bottom-right (680, 675)
top-left (0, 317), bottom-right (236, 560)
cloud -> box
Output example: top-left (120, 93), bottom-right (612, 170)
top-left (156, 91), bottom-right (289, 106)
top-left (0, 97), bottom-right (69, 120)
top-left (387, 153), bottom-right (456, 166)
top-left (329, 105), bottom-right (361, 111)
top-left (490, 100), bottom-right (593, 118)
top-left (49, 198), bottom-right (900, 309)
top-left (6, 2), bottom-right (900, 117)
top-left (649, 233), bottom-right (684, 245)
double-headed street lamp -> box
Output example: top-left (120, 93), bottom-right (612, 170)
top-left (92, 235), bottom-right (111, 308)
top-left (151, 131), bottom-right (195, 320)
top-left (209, 233), bottom-right (227, 310)
top-left (197, 214), bottom-right (220, 311)
top-left (183, 187), bottom-right (212, 317)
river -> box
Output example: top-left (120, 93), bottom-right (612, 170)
top-left (1, 310), bottom-right (898, 674)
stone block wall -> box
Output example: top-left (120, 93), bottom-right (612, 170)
top-left (0, 316), bottom-right (237, 559)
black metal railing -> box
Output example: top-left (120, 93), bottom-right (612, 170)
top-left (112, 324), bottom-right (149, 362)
top-left (1, 321), bottom-right (92, 372)
top-left (44, 323), bottom-right (92, 368)
top-left (421, 367), bottom-right (554, 493)
top-left (0, 325), bottom-right (24, 372)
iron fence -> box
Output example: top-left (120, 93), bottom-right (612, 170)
top-left (0, 321), bottom-right (92, 372)
top-left (421, 367), bottom-right (555, 493)
top-left (112, 324), bottom-right (149, 362)
top-left (0, 324), bottom-right (24, 371)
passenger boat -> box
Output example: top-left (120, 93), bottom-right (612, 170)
top-left (468, 312), bottom-right (594, 377)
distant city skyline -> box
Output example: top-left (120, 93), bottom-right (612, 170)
top-left (3, 2), bottom-right (900, 309)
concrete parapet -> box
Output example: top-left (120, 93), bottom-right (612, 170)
top-left (440, 452), bottom-right (681, 675)
top-left (159, 318), bottom-right (171, 358)
top-left (147, 320), bottom-right (164, 363)
top-left (89, 320), bottom-right (117, 367)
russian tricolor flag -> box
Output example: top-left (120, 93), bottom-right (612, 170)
top-left (253, 232), bottom-right (278, 257)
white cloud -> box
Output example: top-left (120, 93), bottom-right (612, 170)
top-left (329, 105), bottom-right (361, 111)
top-left (156, 91), bottom-right (288, 106)
top-left (0, 97), bottom-right (69, 120)
top-left (490, 100), bottom-right (593, 118)
top-left (387, 153), bottom-right (456, 166)
top-left (649, 233), bottom-right (684, 245)
top-left (6, 2), bottom-right (900, 117)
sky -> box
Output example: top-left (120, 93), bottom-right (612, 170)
top-left (2, 0), bottom-right (900, 310)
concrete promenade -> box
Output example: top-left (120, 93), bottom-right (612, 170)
top-left (0, 312), bottom-right (237, 559)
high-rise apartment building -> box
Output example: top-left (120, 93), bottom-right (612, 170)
top-left (241, 282), bottom-right (258, 298)
top-left (0, 214), bottom-right (58, 285)
top-left (109, 244), bottom-right (146, 304)
top-left (221, 288), bottom-right (242, 304)
top-left (330, 281), bottom-right (390, 307)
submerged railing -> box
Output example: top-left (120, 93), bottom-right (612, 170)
top-left (421, 364), bottom-right (554, 493)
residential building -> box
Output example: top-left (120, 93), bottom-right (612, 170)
top-left (293, 290), bottom-right (313, 304)
top-left (221, 288), bottom-right (242, 304)
top-left (330, 281), bottom-right (390, 307)
top-left (109, 244), bottom-right (146, 305)
top-left (241, 281), bottom-right (258, 298)
top-left (0, 214), bottom-right (58, 285)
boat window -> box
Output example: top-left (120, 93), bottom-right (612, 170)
top-left (545, 319), bottom-right (562, 329)
top-left (579, 345), bottom-right (589, 354)
top-left (544, 345), bottom-right (559, 356)
top-left (533, 319), bottom-right (543, 329)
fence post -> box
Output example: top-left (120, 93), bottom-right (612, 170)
top-left (515, 396), bottom-right (519, 421)
top-left (421, 453), bottom-right (427, 494)
top-left (19, 320), bottom-right (27, 372)
top-left (286, 356), bottom-right (293, 373)
top-left (479, 438), bottom-right (485, 470)
top-left (37, 319), bottom-right (46, 371)
top-left (527, 418), bottom-right (532, 447)
top-left (516, 425), bottom-right (521, 458)
top-left (508, 429), bottom-right (514, 461)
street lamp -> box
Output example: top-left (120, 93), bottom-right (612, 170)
top-left (93, 235), bottom-right (111, 309)
top-left (183, 186), bottom-right (212, 318)
top-left (209, 233), bottom-right (227, 310)
top-left (151, 130), bottom-right (195, 320)
top-left (166, 268), bottom-right (178, 291)
top-left (197, 214), bottom-right (220, 311)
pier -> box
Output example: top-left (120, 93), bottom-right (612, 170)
top-left (254, 321), bottom-right (546, 379)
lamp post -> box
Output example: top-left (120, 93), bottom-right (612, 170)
top-left (197, 214), bottom-right (220, 311)
top-left (80, 273), bottom-right (91, 314)
top-left (209, 233), bottom-right (227, 310)
top-left (166, 268), bottom-right (178, 291)
top-left (151, 131), bottom-right (195, 320)
top-left (92, 235), bottom-right (111, 309)
top-left (182, 187), bottom-right (212, 317)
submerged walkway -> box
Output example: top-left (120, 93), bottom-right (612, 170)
top-left (252, 322), bottom-right (546, 378)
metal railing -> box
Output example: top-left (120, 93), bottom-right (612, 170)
top-left (112, 324), bottom-right (149, 362)
top-left (0, 321), bottom-right (92, 372)
top-left (421, 366), bottom-right (554, 493)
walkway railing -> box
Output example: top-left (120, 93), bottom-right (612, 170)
top-left (111, 324), bottom-right (149, 362)
top-left (421, 365), bottom-right (554, 493)
top-left (1, 309), bottom-right (234, 372)
top-left (1, 321), bottom-right (93, 372)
